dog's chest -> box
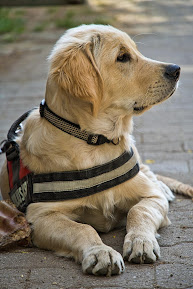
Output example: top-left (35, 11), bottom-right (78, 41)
top-left (72, 185), bottom-right (140, 233)
top-left (77, 206), bottom-right (127, 233)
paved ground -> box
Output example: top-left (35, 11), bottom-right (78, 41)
top-left (0, 0), bottom-right (193, 288)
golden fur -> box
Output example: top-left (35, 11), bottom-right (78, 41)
top-left (1, 25), bottom-right (192, 276)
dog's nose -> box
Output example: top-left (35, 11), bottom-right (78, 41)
top-left (165, 64), bottom-right (181, 81)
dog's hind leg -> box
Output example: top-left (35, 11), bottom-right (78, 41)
top-left (140, 164), bottom-right (175, 201)
top-left (156, 174), bottom-right (193, 198)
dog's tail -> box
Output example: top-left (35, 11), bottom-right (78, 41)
top-left (156, 175), bottom-right (193, 198)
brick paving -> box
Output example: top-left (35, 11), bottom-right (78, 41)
top-left (0, 1), bottom-right (193, 288)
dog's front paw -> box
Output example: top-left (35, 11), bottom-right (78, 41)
top-left (82, 245), bottom-right (125, 276)
top-left (123, 232), bottom-right (160, 264)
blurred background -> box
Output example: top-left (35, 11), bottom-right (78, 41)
top-left (0, 0), bottom-right (193, 184)
top-left (1, 0), bottom-right (193, 42)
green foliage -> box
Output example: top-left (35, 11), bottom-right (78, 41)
top-left (0, 8), bottom-right (25, 35)
top-left (55, 10), bottom-right (80, 29)
top-left (33, 24), bottom-right (45, 32)
top-left (33, 21), bottom-right (48, 32)
top-left (55, 9), bottom-right (113, 29)
top-left (14, 9), bottom-right (25, 16)
top-left (47, 7), bottom-right (58, 14)
top-left (93, 17), bottom-right (112, 26)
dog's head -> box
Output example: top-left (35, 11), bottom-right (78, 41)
top-left (47, 24), bottom-right (180, 118)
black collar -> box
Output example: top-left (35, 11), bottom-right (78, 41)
top-left (39, 100), bottom-right (119, 145)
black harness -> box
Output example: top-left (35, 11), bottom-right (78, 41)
top-left (0, 101), bottom-right (139, 212)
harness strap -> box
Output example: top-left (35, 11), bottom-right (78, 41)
top-left (7, 109), bottom-right (35, 142)
top-left (0, 108), bottom-right (36, 159)
top-left (0, 107), bottom-right (140, 213)
top-left (0, 108), bottom-right (35, 189)
top-left (8, 149), bottom-right (139, 212)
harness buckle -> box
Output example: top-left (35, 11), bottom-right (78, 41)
top-left (0, 139), bottom-right (20, 160)
top-left (0, 140), bottom-right (9, 155)
top-left (87, 135), bottom-right (111, 145)
top-left (7, 144), bottom-right (20, 161)
top-left (6, 141), bottom-right (20, 160)
top-left (87, 135), bottom-right (98, 145)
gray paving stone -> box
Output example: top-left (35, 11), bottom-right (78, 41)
top-left (100, 228), bottom-right (126, 254)
top-left (168, 211), bottom-right (193, 227)
top-left (0, 82), bottom-right (44, 99)
top-left (159, 225), bottom-right (193, 247)
top-left (137, 142), bottom-right (183, 153)
top-left (28, 266), bottom-right (155, 289)
top-left (161, 243), bottom-right (193, 265)
top-left (157, 199), bottom-right (193, 249)
top-left (0, 249), bottom-right (70, 270)
top-left (184, 140), bottom-right (193, 152)
top-left (156, 264), bottom-right (193, 289)
top-left (142, 151), bottom-right (193, 163)
top-left (0, 268), bottom-right (29, 289)
top-left (169, 197), bottom-right (193, 212)
top-left (0, 44), bottom-right (50, 82)
top-left (143, 160), bottom-right (189, 174)
top-left (189, 159), bottom-right (193, 172)
top-left (142, 132), bottom-right (186, 145)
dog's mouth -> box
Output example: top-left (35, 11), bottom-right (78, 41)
top-left (133, 105), bottom-right (150, 114)
top-left (133, 106), bottom-right (147, 112)
top-left (133, 87), bottom-right (176, 115)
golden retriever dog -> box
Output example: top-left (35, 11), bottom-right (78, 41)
top-left (1, 24), bottom-right (193, 276)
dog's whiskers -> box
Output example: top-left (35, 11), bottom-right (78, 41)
top-left (135, 41), bottom-right (146, 46)
top-left (132, 32), bottom-right (157, 40)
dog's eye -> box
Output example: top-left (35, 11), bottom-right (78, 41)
top-left (117, 53), bottom-right (131, 63)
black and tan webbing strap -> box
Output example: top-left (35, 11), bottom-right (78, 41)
top-left (0, 108), bottom-right (35, 157)
top-left (9, 148), bottom-right (139, 212)
top-left (31, 148), bottom-right (139, 203)
top-left (39, 100), bottom-right (112, 145)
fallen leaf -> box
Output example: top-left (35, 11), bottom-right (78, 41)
top-left (145, 159), bottom-right (155, 164)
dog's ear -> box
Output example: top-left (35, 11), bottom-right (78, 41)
top-left (50, 40), bottom-right (103, 116)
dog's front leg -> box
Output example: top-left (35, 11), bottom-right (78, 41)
top-left (123, 173), bottom-right (169, 264)
top-left (27, 207), bottom-right (125, 276)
